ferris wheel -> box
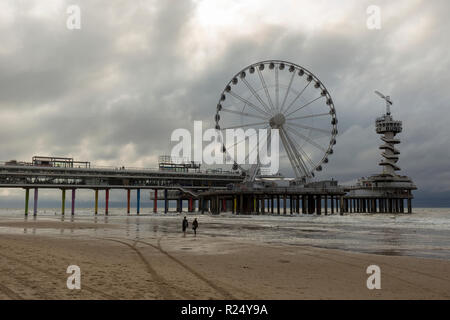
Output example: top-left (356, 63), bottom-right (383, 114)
top-left (214, 60), bottom-right (337, 181)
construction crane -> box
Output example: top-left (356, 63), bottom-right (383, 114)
top-left (375, 90), bottom-right (393, 115)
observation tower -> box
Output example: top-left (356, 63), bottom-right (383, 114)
top-left (343, 91), bottom-right (417, 214)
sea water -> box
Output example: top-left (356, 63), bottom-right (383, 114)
top-left (0, 207), bottom-right (449, 260)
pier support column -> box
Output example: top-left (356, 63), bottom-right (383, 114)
top-left (201, 197), bottom-right (205, 214)
top-left (271, 196), bottom-right (274, 214)
top-left (277, 195), bottom-right (280, 215)
top-left (95, 190), bottom-right (98, 215)
top-left (324, 196), bottom-right (328, 215)
top-left (339, 196), bottom-right (344, 215)
top-left (33, 188), bottom-right (38, 216)
top-left (283, 194), bottom-right (287, 215)
top-left (308, 195), bottom-right (314, 214)
top-left (232, 196), bottom-right (236, 214)
top-left (261, 196), bottom-right (265, 214)
top-left (153, 189), bottom-right (158, 213)
top-left (296, 196), bottom-right (300, 214)
top-left (290, 196), bottom-right (293, 215)
top-left (136, 189), bottom-right (141, 215)
top-left (61, 189), bottom-right (66, 215)
top-left (105, 189), bottom-right (109, 215)
top-left (330, 196), bottom-right (334, 214)
top-left (316, 196), bottom-right (321, 215)
top-left (127, 189), bottom-right (131, 215)
top-left (239, 194), bottom-right (243, 215)
top-left (25, 189), bottom-right (30, 216)
top-left (302, 196), bottom-right (307, 214)
top-left (71, 189), bottom-right (76, 215)
top-left (164, 189), bottom-right (168, 213)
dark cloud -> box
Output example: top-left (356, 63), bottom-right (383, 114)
top-left (0, 0), bottom-right (449, 205)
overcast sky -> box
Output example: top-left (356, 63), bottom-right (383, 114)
top-left (0, 0), bottom-right (449, 207)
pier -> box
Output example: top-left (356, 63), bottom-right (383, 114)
top-left (0, 156), bottom-right (242, 216)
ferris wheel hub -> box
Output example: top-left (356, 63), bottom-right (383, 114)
top-left (269, 113), bottom-right (286, 128)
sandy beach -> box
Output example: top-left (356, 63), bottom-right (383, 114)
top-left (0, 211), bottom-right (449, 300)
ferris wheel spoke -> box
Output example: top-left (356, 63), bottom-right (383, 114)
top-left (221, 107), bottom-right (269, 120)
top-left (244, 131), bottom-right (264, 164)
top-left (279, 128), bottom-right (306, 178)
top-left (223, 127), bottom-right (261, 149)
top-left (279, 129), bottom-right (300, 178)
top-left (285, 125), bottom-right (328, 153)
top-left (279, 71), bottom-right (295, 113)
top-left (275, 67), bottom-right (279, 112)
top-left (286, 112), bottom-right (330, 121)
top-left (285, 128), bottom-right (316, 170)
top-left (221, 121), bottom-right (268, 130)
top-left (286, 122), bottom-right (331, 135)
top-left (241, 78), bottom-right (273, 115)
top-left (257, 68), bottom-right (276, 114)
top-left (282, 127), bottom-right (311, 176)
top-left (281, 127), bottom-right (308, 177)
top-left (228, 91), bottom-right (272, 117)
top-left (285, 96), bottom-right (325, 118)
top-left (283, 81), bottom-right (311, 115)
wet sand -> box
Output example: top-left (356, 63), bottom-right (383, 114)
top-left (0, 214), bottom-right (449, 299)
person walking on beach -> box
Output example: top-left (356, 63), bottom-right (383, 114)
top-left (182, 216), bottom-right (189, 236)
top-left (192, 218), bottom-right (198, 236)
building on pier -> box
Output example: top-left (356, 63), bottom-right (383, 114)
top-left (343, 92), bottom-right (417, 213)
top-left (198, 181), bottom-right (346, 215)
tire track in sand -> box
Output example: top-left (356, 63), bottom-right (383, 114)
top-left (0, 282), bottom-right (23, 300)
top-left (102, 238), bottom-right (181, 299)
top-left (136, 237), bottom-right (237, 299)
top-left (0, 251), bottom-right (116, 299)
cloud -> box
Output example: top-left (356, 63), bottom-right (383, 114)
top-left (0, 0), bottom-right (449, 206)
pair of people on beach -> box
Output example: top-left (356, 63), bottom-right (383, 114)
top-left (182, 217), bottom-right (198, 236)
